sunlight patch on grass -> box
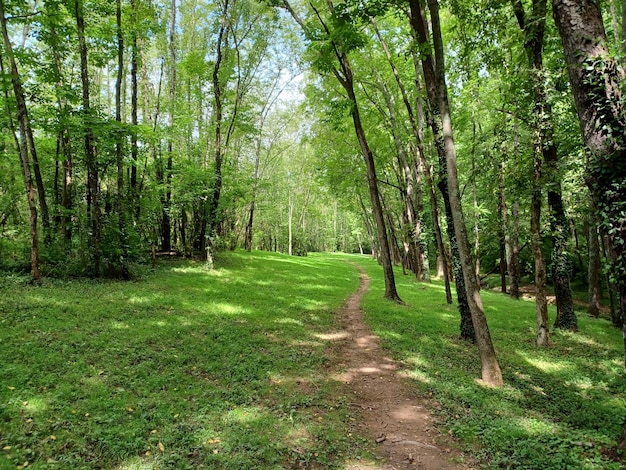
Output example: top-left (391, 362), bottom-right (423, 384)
top-left (212, 302), bottom-right (248, 315)
top-left (296, 299), bottom-right (328, 310)
top-left (128, 295), bottom-right (154, 305)
top-left (313, 332), bottom-right (349, 341)
top-left (115, 456), bottom-right (156, 470)
top-left (400, 369), bottom-right (432, 384)
top-left (517, 352), bottom-right (573, 373)
top-left (223, 406), bottom-right (263, 424)
top-left (564, 332), bottom-right (608, 349)
top-left (512, 416), bottom-right (560, 435)
top-left (290, 339), bottom-right (324, 347)
top-left (21, 397), bottom-right (47, 414)
top-left (275, 317), bottom-right (303, 326)
top-left (405, 355), bottom-right (429, 368)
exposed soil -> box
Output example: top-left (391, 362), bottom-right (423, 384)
top-left (326, 265), bottom-right (474, 469)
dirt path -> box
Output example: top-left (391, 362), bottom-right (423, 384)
top-left (327, 266), bottom-right (473, 469)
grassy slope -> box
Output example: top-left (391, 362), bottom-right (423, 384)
top-left (0, 251), bottom-right (367, 469)
top-left (358, 255), bottom-right (626, 469)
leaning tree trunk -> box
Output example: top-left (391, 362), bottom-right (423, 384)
top-left (0, 47), bottom-right (39, 281)
top-left (408, 0), bottom-right (474, 340)
top-left (553, 0), bottom-right (626, 365)
top-left (410, 0), bottom-right (502, 385)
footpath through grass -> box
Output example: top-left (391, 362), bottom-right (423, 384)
top-left (0, 251), bottom-right (368, 469)
top-left (2, 250), bottom-right (625, 469)
top-left (358, 255), bottom-right (626, 469)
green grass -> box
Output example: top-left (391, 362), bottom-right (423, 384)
top-left (358, 255), bottom-right (626, 469)
top-left (0, 250), bottom-right (371, 469)
top-left (2, 250), bottom-right (624, 469)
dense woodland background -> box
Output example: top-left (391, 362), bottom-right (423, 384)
top-left (1, 0), bottom-right (625, 365)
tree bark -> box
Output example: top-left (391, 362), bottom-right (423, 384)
top-left (205, 0), bottom-right (230, 267)
top-left (130, 0), bottom-right (139, 221)
top-left (408, 0), bottom-right (475, 339)
top-left (1, 2), bottom-right (50, 249)
top-left (553, 0), bottom-right (626, 361)
top-left (45, 6), bottom-right (74, 244)
top-left (162, 0), bottom-right (177, 254)
top-left (76, 0), bottom-right (101, 277)
top-left (0, 44), bottom-right (39, 281)
top-left (513, 0), bottom-right (577, 331)
top-left (410, 0), bottom-right (502, 384)
top-left (531, 186), bottom-right (550, 346)
top-left (588, 205), bottom-right (602, 318)
top-left (508, 201), bottom-right (521, 300)
top-left (116, 0), bottom-right (129, 279)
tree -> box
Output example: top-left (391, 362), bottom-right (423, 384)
top-left (0, 1), bottom-right (39, 280)
top-left (408, 0), bottom-right (502, 385)
top-left (280, 0), bottom-right (402, 301)
top-left (552, 0), bottom-right (626, 361)
top-left (511, 0), bottom-right (576, 333)
top-left (75, 0), bottom-right (101, 277)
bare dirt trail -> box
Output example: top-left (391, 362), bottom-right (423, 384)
top-left (328, 266), bottom-right (474, 470)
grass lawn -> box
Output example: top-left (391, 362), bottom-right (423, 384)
top-left (1, 249), bottom-right (625, 469)
top-left (0, 251), bottom-right (368, 469)
top-left (358, 255), bottom-right (626, 469)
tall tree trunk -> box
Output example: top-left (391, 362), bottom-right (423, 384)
top-left (411, 0), bottom-right (502, 385)
top-left (116, 0), bottom-right (129, 279)
top-left (130, 0), bottom-right (139, 221)
top-left (162, 0), bottom-right (176, 254)
top-left (206, 0), bottom-right (230, 268)
top-left (499, 160), bottom-right (509, 295)
top-left (0, 2), bottom-right (50, 249)
top-left (374, 71), bottom-right (421, 277)
top-left (408, 0), bottom-right (474, 338)
top-left (76, 0), bottom-right (101, 276)
top-left (46, 8), bottom-right (73, 243)
top-left (0, 46), bottom-right (39, 281)
top-left (512, 0), bottom-right (577, 331)
top-left (553, 0), bottom-right (626, 363)
top-left (531, 184), bottom-right (549, 346)
top-left (513, 202), bottom-right (521, 299)
top-left (588, 205), bottom-right (602, 318)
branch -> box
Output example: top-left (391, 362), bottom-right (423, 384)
top-left (510, 0), bottom-right (525, 30)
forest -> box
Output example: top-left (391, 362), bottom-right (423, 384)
top-left (1, 0), bottom-right (625, 467)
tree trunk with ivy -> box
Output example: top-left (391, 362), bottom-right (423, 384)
top-left (588, 207), bottom-right (602, 318)
top-left (409, 0), bottom-right (473, 339)
top-left (512, 0), bottom-right (577, 331)
top-left (553, 0), bottom-right (626, 363)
